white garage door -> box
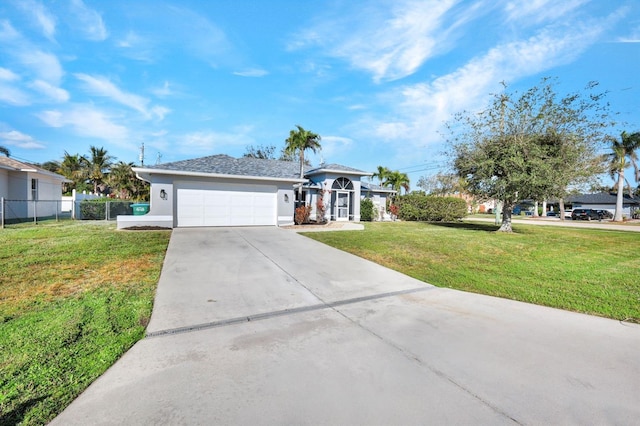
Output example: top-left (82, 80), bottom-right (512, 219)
top-left (176, 181), bottom-right (277, 227)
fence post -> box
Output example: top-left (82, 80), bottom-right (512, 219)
top-left (1, 197), bottom-right (4, 229)
top-left (106, 201), bottom-right (109, 221)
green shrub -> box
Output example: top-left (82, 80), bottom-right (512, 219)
top-left (79, 199), bottom-right (134, 220)
top-left (360, 198), bottom-right (375, 221)
top-left (79, 200), bottom-right (106, 220)
top-left (396, 194), bottom-right (467, 221)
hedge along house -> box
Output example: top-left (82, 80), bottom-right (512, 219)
top-left (117, 154), bottom-right (385, 229)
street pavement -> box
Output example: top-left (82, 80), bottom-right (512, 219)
top-left (51, 227), bottom-right (640, 425)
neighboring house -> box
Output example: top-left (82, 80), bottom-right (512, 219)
top-left (360, 182), bottom-right (396, 220)
top-left (0, 156), bottom-right (69, 221)
top-left (117, 154), bottom-right (390, 229)
top-left (565, 192), bottom-right (639, 219)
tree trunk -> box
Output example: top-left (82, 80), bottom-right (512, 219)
top-left (614, 170), bottom-right (625, 222)
top-left (542, 200), bottom-right (547, 216)
top-left (533, 201), bottom-right (539, 217)
top-left (298, 151), bottom-right (304, 204)
top-left (497, 202), bottom-right (513, 232)
top-left (559, 198), bottom-right (566, 221)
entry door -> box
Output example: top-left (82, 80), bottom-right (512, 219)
top-left (336, 191), bottom-right (349, 221)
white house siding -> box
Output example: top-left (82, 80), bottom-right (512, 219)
top-left (122, 172), bottom-right (298, 229)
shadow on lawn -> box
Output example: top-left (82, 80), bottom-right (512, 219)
top-left (0, 395), bottom-right (48, 425)
top-left (427, 221), bottom-right (500, 232)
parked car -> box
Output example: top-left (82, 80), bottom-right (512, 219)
top-left (596, 210), bottom-right (613, 219)
top-left (546, 211), bottom-right (557, 217)
top-left (571, 208), bottom-right (600, 221)
top-left (563, 210), bottom-right (573, 219)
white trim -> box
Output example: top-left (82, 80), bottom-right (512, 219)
top-left (133, 167), bottom-right (306, 184)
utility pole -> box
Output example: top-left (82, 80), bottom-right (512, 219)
top-left (139, 143), bottom-right (145, 166)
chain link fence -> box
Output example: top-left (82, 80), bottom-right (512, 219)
top-left (1, 198), bottom-right (136, 228)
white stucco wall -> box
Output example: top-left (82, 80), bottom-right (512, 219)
top-left (131, 172), bottom-right (298, 227)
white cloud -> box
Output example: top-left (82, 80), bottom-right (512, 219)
top-left (18, 49), bottom-right (63, 84)
top-left (0, 19), bottom-right (20, 41)
top-left (16, 0), bottom-right (57, 40)
top-left (504, 0), bottom-right (589, 24)
top-left (69, 0), bottom-right (108, 41)
top-left (177, 130), bottom-right (254, 155)
top-left (37, 105), bottom-right (128, 141)
top-left (233, 68), bottom-right (269, 77)
top-left (151, 81), bottom-right (173, 98)
top-left (29, 79), bottom-right (69, 103)
top-left (0, 130), bottom-right (46, 149)
top-left (317, 136), bottom-right (353, 160)
top-left (74, 73), bottom-right (168, 120)
top-left (289, 0), bottom-right (462, 82)
top-left (0, 83), bottom-right (30, 105)
top-left (0, 20), bottom-right (64, 85)
top-left (0, 67), bottom-right (20, 81)
top-left (363, 15), bottom-right (615, 149)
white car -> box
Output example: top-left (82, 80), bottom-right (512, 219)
top-left (563, 210), bottom-right (572, 219)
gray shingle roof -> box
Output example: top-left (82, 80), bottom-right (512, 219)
top-left (147, 155), bottom-right (305, 179)
top-left (306, 163), bottom-right (370, 176)
top-left (566, 192), bottom-right (639, 205)
top-left (0, 156), bottom-right (69, 181)
top-left (361, 182), bottom-right (396, 193)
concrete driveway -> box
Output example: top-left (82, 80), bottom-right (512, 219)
top-left (52, 227), bottom-right (640, 425)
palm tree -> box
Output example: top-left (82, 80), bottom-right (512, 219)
top-left (607, 131), bottom-right (640, 221)
top-left (39, 160), bottom-right (61, 173)
top-left (87, 146), bottom-right (114, 194)
top-left (384, 170), bottom-right (410, 202)
top-left (284, 125), bottom-right (321, 202)
top-left (107, 161), bottom-right (149, 200)
top-left (59, 151), bottom-right (89, 194)
top-left (0, 145), bottom-right (9, 157)
top-left (372, 166), bottom-right (391, 186)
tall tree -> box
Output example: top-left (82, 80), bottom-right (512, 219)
top-left (372, 166), bottom-right (391, 185)
top-left (39, 160), bottom-right (61, 173)
top-left (0, 145), bottom-right (9, 157)
top-left (448, 79), bottom-right (611, 232)
top-left (59, 151), bottom-right (89, 194)
top-left (107, 161), bottom-right (149, 200)
top-left (607, 131), bottom-right (640, 221)
top-left (417, 173), bottom-right (463, 195)
top-left (243, 144), bottom-right (277, 160)
top-left (384, 170), bottom-right (410, 199)
top-left (87, 146), bottom-right (114, 194)
top-left (284, 125), bottom-right (321, 201)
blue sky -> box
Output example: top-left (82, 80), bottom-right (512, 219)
top-left (1, 0), bottom-right (639, 184)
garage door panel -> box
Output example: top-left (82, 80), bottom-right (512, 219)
top-left (177, 182), bottom-right (277, 227)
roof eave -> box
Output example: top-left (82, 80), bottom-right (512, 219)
top-left (132, 167), bottom-right (307, 183)
top-left (306, 168), bottom-right (372, 177)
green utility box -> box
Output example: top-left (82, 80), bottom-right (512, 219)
top-left (131, 203), bottom-right (150, 215)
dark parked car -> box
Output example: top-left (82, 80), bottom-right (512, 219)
top-left (546, 211), bottom-right (557, 217)
top-left (596, 210), bottom-right (613, 219)
top-left (571, 208), bottom-right (600, 221)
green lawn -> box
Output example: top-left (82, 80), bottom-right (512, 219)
top-left (0, 220), bottom-right (170, 426)
top-left (303, 221), bottom-right (640, 322)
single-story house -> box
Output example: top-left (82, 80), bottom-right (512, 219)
top-left (0, 156), bottom-right (69, 221)
top-left (117, 154), bottom-right (394, 229)
top-left (565, 192), bottom-right (640, 219)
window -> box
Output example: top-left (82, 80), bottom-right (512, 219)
top-left (31, 178), bottom-right (38, 200)
top-left (331, 177), bottom-right (353, 190)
